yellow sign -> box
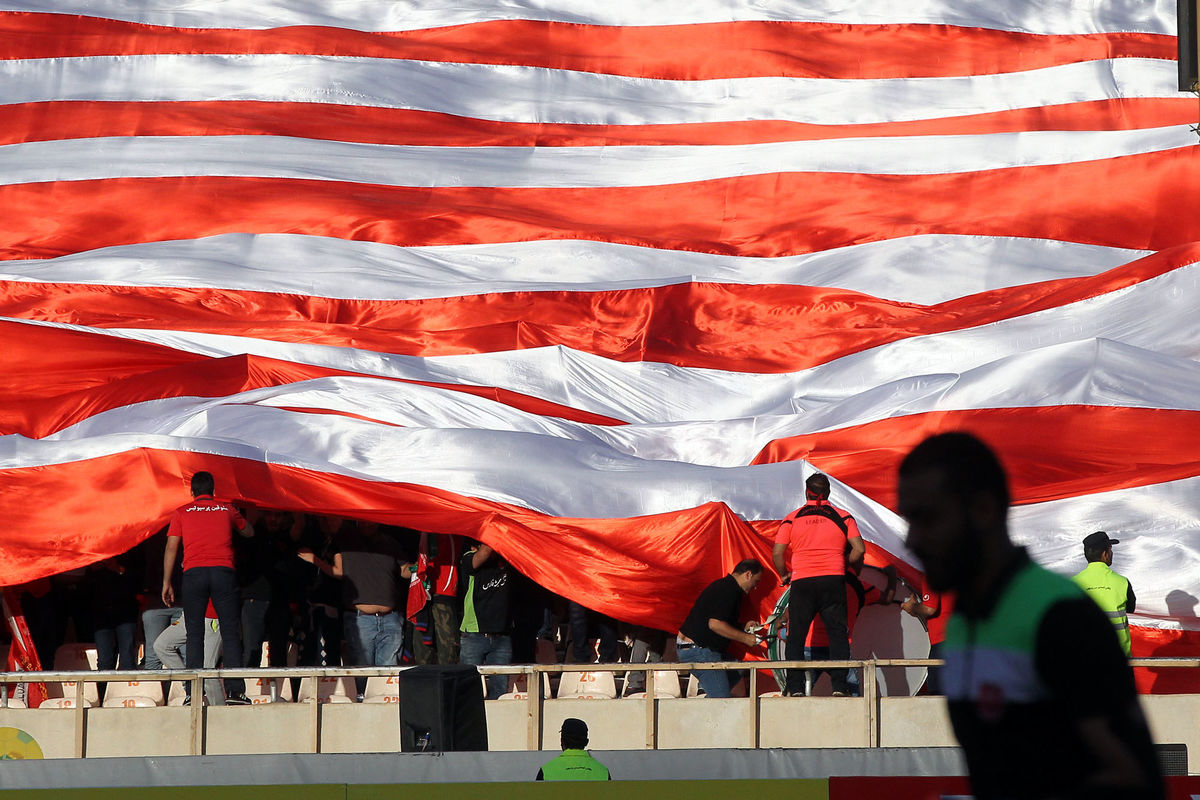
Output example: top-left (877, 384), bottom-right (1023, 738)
top-left (0, 727), bottom-right (44, 760)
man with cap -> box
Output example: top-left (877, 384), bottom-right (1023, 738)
top-left (535, 718), bottom-right (611, 781)
top-left (1073, 532), bottom-right (1137, 657)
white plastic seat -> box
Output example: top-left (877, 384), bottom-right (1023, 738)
top-left (102, 679), bottom-right (163, 707)
top-left (51, 644), bottom-right (100, 706)
top-left (557, 670), bottom-right (617, 699)
top-left (623, 670), bottom-right (682, 699)
top-left (2, 696), bottom-right (27, 708)
top-left (296, 676), bottom-right (354, 704)
top-left (497, 673), bottom-right (552, 700)
top-left (259, 641), bottom-right (300, 668)
top-left (39, 696), bottom-right (92, 709)
top-left (361, 675), bottom-right (400, 704)
top-left (686, 673), bottom-right (704, 697)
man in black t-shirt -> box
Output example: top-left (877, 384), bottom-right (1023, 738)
top-left (459, 541), bottom-right (513, 699)
top-left (676, 559), bottom-right (764, 698)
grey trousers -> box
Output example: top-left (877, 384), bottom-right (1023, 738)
top-left (154, 611), bottom-right (225, 705)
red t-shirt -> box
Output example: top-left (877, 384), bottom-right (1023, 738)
top-left (167, 495), bottom-right (246, 571)
top-left (774, 500), bottom-right (860, 579)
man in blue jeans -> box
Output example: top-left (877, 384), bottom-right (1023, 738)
top-left (330, 520), bottom-right (413, 700)
top-left (162, 471), bottom-right (255, 704)
top-left (459, 541), bottom-right (512, 699)
top-left (676, 559), bottom-right (764, 698)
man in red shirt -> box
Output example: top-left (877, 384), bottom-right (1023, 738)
top-left (162, 471), bottom-right (255, 704)
top-left (772, 473), bottom-right (865, 696)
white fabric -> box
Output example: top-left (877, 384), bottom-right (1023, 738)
top-left (1, 234), bottom-right (1149, 305)
top-left (4, 128), bottom-right (1194, 188)
top-left (0, 56), bottom-right (1184, 126)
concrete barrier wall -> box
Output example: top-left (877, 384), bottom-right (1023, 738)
top-left (1, 693), bottom-right (1194, 768)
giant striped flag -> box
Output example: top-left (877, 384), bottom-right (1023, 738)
top-left (1, 0), bottom-right (1198, 688)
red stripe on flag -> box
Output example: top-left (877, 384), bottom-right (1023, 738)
top-left (2, 244), bottom-right (1195, 373)
top-left (1, 99), bottom-right (1192, 148)
top-left (752, 406), bottom-right (1200, 509)
top-left (2, 148), bottom-right (1198, 261)
top-left (0, 13), bottom-right (1176, 79)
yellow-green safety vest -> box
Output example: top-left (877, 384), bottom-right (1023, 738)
top-left (1071, 561), bottom-right (1131, 656)
top-left (536, 749), bottom-right (611, 781)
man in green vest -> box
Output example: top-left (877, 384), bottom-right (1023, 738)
top-left (535, 718), bottom-right (611, 781)
top-left (1073, 531), bottom-right (1136, 656)
top-left (897, 432), bottom-right (1162, 800)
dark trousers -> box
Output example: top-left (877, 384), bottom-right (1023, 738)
top-left (785, 574), bottom-right (851, 695)
top-left (182, 567), bottom-right (245, 696)
top-left (242, 597), bottom-right (292, 669)
top-left (568, 601), bottom-right (617, 663)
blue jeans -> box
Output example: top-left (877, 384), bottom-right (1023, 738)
top-left (459, 632), bottom-right (512, 699)
top-left (676, 644), bottom-right (731, 698)
top-left (345, 611), bottom-right (404, 667)
top-left (141, 608), bottom-right (183, 670)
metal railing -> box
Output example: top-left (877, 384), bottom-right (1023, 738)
top-left (1, 657), bottom-right (1196, 757)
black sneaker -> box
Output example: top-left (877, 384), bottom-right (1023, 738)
top-left (225, 694), bottom-right (252, 706)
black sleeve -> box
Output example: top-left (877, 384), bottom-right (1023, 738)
top-left (460, 548), bottom-right (476, 580)
top-left (1035, 597), bottom-right (1136, 719)
top-left (1126, 583), bottom-right (1136, 616)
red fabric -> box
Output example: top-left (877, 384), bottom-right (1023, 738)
top-left (0, 450), bottom-right (783, 632)
top-left (4, 151), bottom-right (1200, 264)
top-left (0, 13), bottom-right (1175, 80)
top-left (167, 495), bottom-right (246, 571)
top-left (431, 534), bottom-right (462, 597)
top-left (775, 500), bottom-right (861, 579)
top-left (2, 98), bottom-right (1192, 150)
top-left (1, 588), bottom-right (48, 708)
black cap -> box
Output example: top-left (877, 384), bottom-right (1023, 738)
top-left (1083, 531), bottom-right (1119, 550)
top-left (560, 718), bottom-right (588, 739)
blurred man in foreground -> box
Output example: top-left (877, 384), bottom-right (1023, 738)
top-left (897, 432), bottom-right (1162, 800)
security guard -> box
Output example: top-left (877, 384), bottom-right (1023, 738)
top-left (1072, 531), bottom-right (1136, 656)
top-left (535, 718), bottom-right (611, 781)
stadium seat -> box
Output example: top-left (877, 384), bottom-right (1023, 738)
top-left (245, 674), bottom-right (293, 704)
top-left (497, 672), bottom-right (552, 700)
top-left (39, 696), bottom-right (92, 709)
top-left (685, 673), bottom-right (704, 698)
top-left (101, 679), bottom-right (163, 707)
top-left (49, 644), bottom-right (100, 707)
top-left (259, 641), bottom-right (299, 668)
top-left (361, 675), bottom-right (400, 704)
top-left (557, 670), bottom-right (617, 699)
top-left (2, 696), bottom-right (27, 709)
top-left (622, 669), bottom-right (682, 699)
top-left (296, 675), bottom-right (354, 704)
